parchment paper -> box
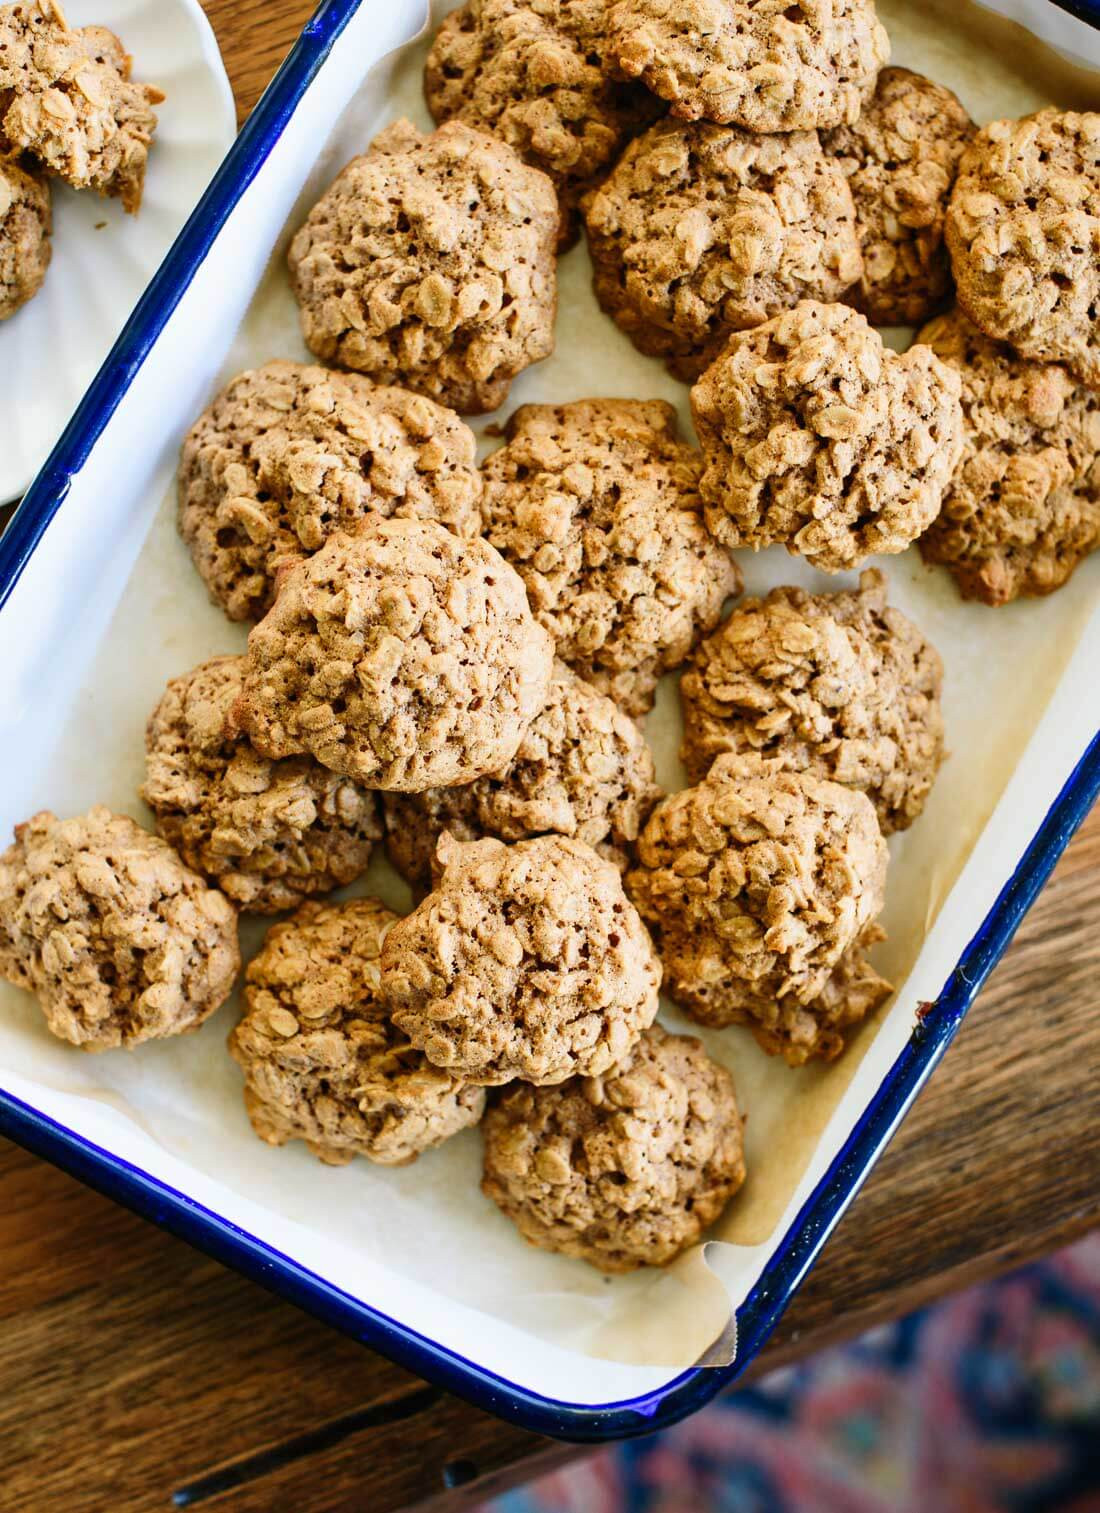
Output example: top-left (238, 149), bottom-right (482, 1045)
top-left (0, 0), bottom-right (1098, 1384)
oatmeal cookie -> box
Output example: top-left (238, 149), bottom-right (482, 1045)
top-left (236, 518), bottom-right (554, 791)
top-left (627, 756), bottom-right (891, 1064)
top-left (383, 661), bottom-right (661, 891)
top-left (606, 0), bottom-right (889, 133)
top-left (230, 897), bottom-right (484, 1166)
top-left (178, 361), bottom-right (484, 623)
top-left (0, 806), bottom-right (239, 1051)
top-left (582, 118), bottom-right (863, 381)
top-left (0, 1), bottom-right (163, 213)
top-left (481, 1023), bottom-right (746, 1272)
top-left (680, 569), bottom-right (944, 832)
top-left (946, 110), bottom-right (1100, 388)
top-left (691, 301), bottom-right (964, 570)
top-left (287, 118), bottom-right (558, 414)
top-left (917, 308), bottom-right (1100, 603)
top-left (481, 399), bottom-right (741, 716)
top-left (424, 0), bottom-right (661, 247)
top-left (0, 154), bottom-right (49, 318)
top-left (141, 656), bottom-right (382, 914)
top-left (826, 67), bottom-right (974, 328)
top-left (380, 833), bottom-right (661, 1086)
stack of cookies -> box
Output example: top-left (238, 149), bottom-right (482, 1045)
top-left (2, 0), bottom-right (1097, 1276)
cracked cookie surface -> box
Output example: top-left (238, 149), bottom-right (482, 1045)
top-left (606, 0), bottom-right (888, 133)
top-left (231, 897), bottom-right (484, 1166)
top-left (380, 833), bottom-right (661, 1086)
top-left (383, 661), bottom-right (661, 891)
top-left (288, 118), bottom-right (558, 414)
top-left (481, 1023), bottom-right (746, 1272)
top-left (946, 110), bottom-right (1100, 388)
top-left (237, 518), bottom-right (554, 792)
top-left (627, 756), bottom-right (890, 1064)
top-left (0, 154), bottom-right (50, 318)
top-left (583, 117), bottom-right (862, 381)
top-left (142, 656), bottom-right (381, 915)
top-left (691, 300), bottom-right (963, 570)
top-left (0, 806), bottom-right (239, 1051)
top-left (917, 308), bottom-right (1100, 603)
top-left (482, 398), bottom-right (741, 715)
top-left (179, 361), bottom-right (484, 623)
top-left (680, 569), bottom-right (944, 832)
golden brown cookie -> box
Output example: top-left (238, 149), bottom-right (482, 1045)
top-left (382, 661), bottom-right (661, 891)
top-left (0, 806), bottom-right (239, 1051)
top-left (481, 1023), bottom-right (746, 1272)
top-left (691, 301), bottom-right (964, 570)
top-left (680, 569), bottom-right (944, 833)
top-left (230, 897), bottom-right (485, 1166)
top-left (582, 118), bottom-right (863, 381)
top-left (380, 833), bottom-right (661, 1086)
top-left (946, 110), bottom-right (1100, 388)
top-left (826, 67), bottom-right (974, 328)
top-left (424, 0), bottom-right (661, 247)
top-left (917, 309), bottom-right (1100, 604)
top-left (287, 118), bottom-right (558, 415)
top-left (626, 756), bottom-right (891, 1064)
top-left (0, 1), bottom-right (163, 213)
top-left (0, 154), bottom-right (49, 318)
top-left (178, 361), bottom-right (484, 624)
top-left (481, 399), bottom-right (741, 716)
top-left (141, 656), bottom-right (382, 915)
top-left (235, 518), bottom-right (554, 791)
top-left (606, 0), bottom-right (888, 133)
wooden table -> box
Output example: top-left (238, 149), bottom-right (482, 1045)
top-left (2, 5), bottom-right (1099, 1509)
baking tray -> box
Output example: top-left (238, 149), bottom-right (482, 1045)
top-left (0, 0), bottom-right (1098, 1444)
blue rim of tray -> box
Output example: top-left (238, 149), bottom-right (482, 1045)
top-left (0, 0), bottom-right (1098, 1447)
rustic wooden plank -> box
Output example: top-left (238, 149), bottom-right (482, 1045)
top-left (0, 3), bottom-right (1096, 1509)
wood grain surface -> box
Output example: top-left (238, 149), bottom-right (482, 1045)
top-left (1, 3), bottom-right (1097, 1510)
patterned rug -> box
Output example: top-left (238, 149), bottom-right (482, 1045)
top-left (487, 1232), bottom-right (1100, 1513)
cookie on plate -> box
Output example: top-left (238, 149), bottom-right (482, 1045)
top-left (691, 301), bottom-right (964, 570)
top-left (680, 569), bottom-right (945, 833)
top-left (826, 67), bottom-right (974, 328)
top-left (230, 897), bottom-right (485, 1166)
top-left (235, 518), bottom-right (554, 792)
top-left (917, 308), bottom-right (1100, 603)
top-left (141, 655), bottom-right (382, 915)
top-left (0, 154), bottom-right (50, 318)
top-left (424, 0), bottom-right (661, 247)
top-left (178, 361), bottom-right (484, 624)
top-left (288, 118), bottom-right (558, 414)
top-left (946, 110), bottom-right (1100, 388)
top-left (627, 756), bottom-right (891, 1064)
top-left (0, 1), bottom-right (163, 213)
top-left (606, 0), bottom-right (889, 133)
top-left (383, 661), bottom-right (660, 892)
top-left (0, 806), bottom-right (239, 1051)
top-left (583, 118), bottom-right (863, 381)
top-left (481, 399), bottom-right (741, 716)
top-left (380, 833), bottom-right (661, 1086)
top-left (481, 1023), bottom-right (746, 1272)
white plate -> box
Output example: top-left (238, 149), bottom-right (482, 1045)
top-left (0, 0), bottom-right (236, 501)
